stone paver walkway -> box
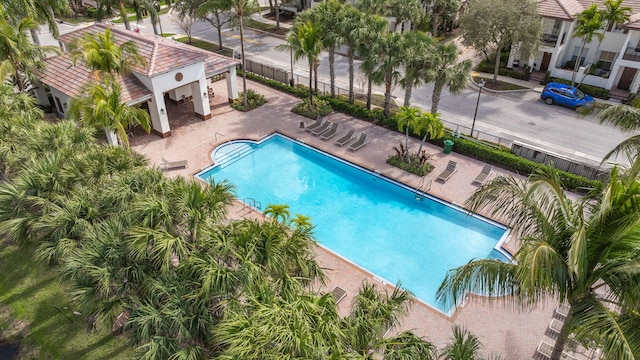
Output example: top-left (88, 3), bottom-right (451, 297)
top-left (131, 79), bottom-right (563, 359)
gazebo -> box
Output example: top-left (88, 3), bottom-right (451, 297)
top-left (35, 23), bottom-right (240, 138)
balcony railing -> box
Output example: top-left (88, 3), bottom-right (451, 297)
top-left (623, 46), bottom-right (640, 61)
top-left (541, 33), bottom-right (559, 46)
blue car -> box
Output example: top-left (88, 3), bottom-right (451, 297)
top-left (540, 82), bottom-right (595, 109)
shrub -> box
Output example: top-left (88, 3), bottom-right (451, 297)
top-left (87, 7), bottom-right (98, 18)
top-left (291, 96), bottom-right (332, 119)
top-left (387, 155), bottom-right (434, 176)
top-left (231, 89), bottom-right (266, 111)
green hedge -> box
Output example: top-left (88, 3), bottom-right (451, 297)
top-left (550, 77), bottom-right (610, 100)
top-left (243, 72), bottom-right (601, 193)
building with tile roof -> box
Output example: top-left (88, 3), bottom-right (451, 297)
top-left (501, 0), bottom-right (640, 96)
top-left (36, 23), bottom-right (240, 138)
top-left (507, 0), bottom-right (640, 95)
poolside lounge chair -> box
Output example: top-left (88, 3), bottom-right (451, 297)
top-left (537, 340), bottom-right (553, 359)
top-left (320, 123), bottom-right (339, 140)
top-left (348, 133), bottom-right (368, 151)
top-left (161, 157), bottom-right (188, 171)
top-left (555, 303), bottom-right (570, 319)
top-left (331, 286), bottom-right (347, 304)
top-left (472, 164), bottom-right (493, 185)
top-left (549, 318), bottom-right (564, 334)
top-left (311, 121), bottom-right (332, 136)
top-left (335, 129), bottom-right (355, 146)
top-left (304, 116), bottom-right (324, 132)
top-left (437, 160), bottom-right (458, 182)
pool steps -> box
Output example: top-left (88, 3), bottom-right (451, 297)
top-left (214, 143), bottom-right (256, 167)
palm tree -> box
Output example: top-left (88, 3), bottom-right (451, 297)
top-left (387, 0), bottom-right (423, 33)
top-left (3, 0), bottom-right (72, 45)
top-left (414, 111), bottom-right (445, 157)
top-left (358, 15), bottom-right (389, 109)
top-left (342, 282), bottom-right (414, 357)
top-left (264, 204), bottom-right (291, 223)
top-left (70, 28), bottom-right (146, 79)
top-left (340, 6), bottom-right (370, 104)
top-left (596, 99), bottom-right (640, 162)
top-left (303, 0), bottom-right (344, 98)
top-left (602, 0), bottom-right (631, 32)
top-left (213, 0), bottom-right (258, 107)
top-left (395, 106), bottom-right (421, 162)
top-left (438, 325), bottom-right (482, 360)
top-left (214, 292), bottom-right (345, 358)
top-left (571, 5), bottom-right (605, 87)
top-left (400, 31), bottom-right (434, 107)
top-left (423, 42), bottom-right (471, 115)
top-left (383, 331), bottom-right (437, 360)
top-left (277, 20), bottom-right (324, 105)
top-left (369, 31), bottom-right (405, 117)
top-left (430, 0), bottom-right (460, 36)
top-left (68, 80), bottom-right (151, 146)
top-left (437, 166), bottom-right (640, 360)
top-left (0, 16), bottom-right (59, 92)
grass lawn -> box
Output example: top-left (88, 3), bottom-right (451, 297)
top-left (472, 76), bottom-right (530, 91)
top-left (0, 241), bottom-right (133, 359)
top-left (174, 37), bottom-right (234, 57)
top-left (245, 19), bottom-right (289, 36)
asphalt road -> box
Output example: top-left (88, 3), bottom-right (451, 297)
top-left (40, 14), bottom-right (631, 164)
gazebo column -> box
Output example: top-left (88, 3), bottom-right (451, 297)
top-left (148, 92), bottom-right (171, 138)
top-left (226, 67), bottom-right (239, 103)
top-left (32, 81), bottom-right (51, 107)
top-left (191, 76), bottom-right (211, 120)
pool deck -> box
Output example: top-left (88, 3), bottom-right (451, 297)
top-left (130, 79), bottom-right (582, 359)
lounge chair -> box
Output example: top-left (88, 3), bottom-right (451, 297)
top-left (335, 129), bottom-right (355, 146)
top-left (331, 286), bottom-right (347, 304)
top-left (304, 117), bottom-right (324, 132)
top-left (556, 303), bottom-right (570, 317)
top-left (161, 157), bottom-right (188, 171)
top-left (311, 121), bottom-right (332, 136)
top-left (437, 160), bottom-right (458, 182)
top-left (320, 123), bottom-right (339, 140)
top-left (348, 133), bottom-right (368, 151)
top-left (549, 318), bottom-right (563, 334)
top-left (472, 164), bottom-right (493, 185)
top-left (537, 340), bottom-right (553, 359)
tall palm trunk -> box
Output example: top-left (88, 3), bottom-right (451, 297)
top-left (119, 1), bottom-right (131, 30)
top-left (384, 70), bottom-right (392, 117)
top-left (328, 47), bottom-right (336, 97)
top-left (571, 38), bottom-right (587, 87)
top-left (551, 308), bottom-right (572, 360)
top-left (403, 77), bottom-right (414, 107)
top-left (348, 49), bottom-right (355, 103)
top-left (313, 59), bottom-right (319, 93)
top-left (239, 14), bottom-right (248, 107)
top-left (308, 59), bottom-right (313, 105)
top-left (275, 0), bottom-right (280, 30)
top-left (431, 80), bottom-right (444, 114)
top-left (366, 78), bottom-right (372, 109)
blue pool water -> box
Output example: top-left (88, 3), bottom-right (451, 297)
top-left (197, 134), bottom-right (510, 313)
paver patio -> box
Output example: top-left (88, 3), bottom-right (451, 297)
top-left (131, 78), bottom-right (580, 359)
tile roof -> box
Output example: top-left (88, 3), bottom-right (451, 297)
top-left (38, 54), bottom-right (152, 104)
top-left (58, 23), bottom-right (239, 77)
top-left (537, 0), bottom-right (640, 29)
top-left (40, 24), bottom-right (240, 104)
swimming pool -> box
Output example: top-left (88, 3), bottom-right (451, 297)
top-left (196, 133), bottom-right (510, 313)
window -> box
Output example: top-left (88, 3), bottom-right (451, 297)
top-left (598, 51), bottom-right (616, 71)
top-left (571, 46), bottom-right (588, 67)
